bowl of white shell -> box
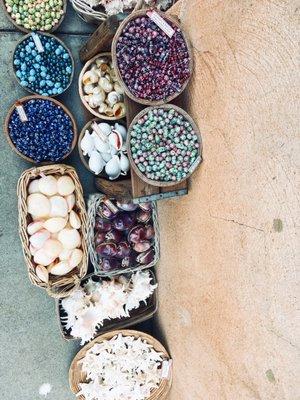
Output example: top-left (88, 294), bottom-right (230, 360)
top-left (79, 52), bottom-right (126, 120)
top-left (79, 119), bottom-right (130, 180)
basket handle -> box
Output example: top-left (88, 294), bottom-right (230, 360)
top-left (46, 275), bottom-right (81, 299)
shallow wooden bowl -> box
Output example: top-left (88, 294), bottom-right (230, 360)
top-left (4, 95), bottom-right (78, 164)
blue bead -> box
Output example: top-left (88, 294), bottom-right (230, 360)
top-left (25, 45), bottom-right (31, 53)
top-left (57, 87), bottom-right (63, 94)
top-left (31, 50), bottom-right (37, 57)
top-left (14, 59), bottom-right (21, 66)
top-left (40, 80), bottom-right (46, 87)
top-left (54, 82), bottom-right (61, 88)
top-left (29, 69), bottom-right (35, 76)
top-left (21, 63), bottom-right (27, 71)
top-left (40, 65), bottom-right (47, 71)
top-left (33, 63), bottom-right (40, 69)
top-left (16, 70), bottom-right (22, 78)
top-left (29, 41), bottom-right (35, 48)
top-left (20, 80), bottom-right (28, 86)
top-left (55, 48), bottom-right (61, 55)
top-left (52, 88), bottom-right (58, 95)
top-left (28, 76), bottom-right (35, 82)
top-left (66, 66), bottom-right (72, 74)
top-left (35, 55), bottom-right (42, 62)
top-left (40, 71), bottom-right (46, 78)
top-left (63, 53), bottom-right (69, 59)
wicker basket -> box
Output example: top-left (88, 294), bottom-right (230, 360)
top-left (4, 95), bottom-right (78, 164)
top-left (12, 33), bottom-right (74, 97)
top-left (0, 0), bottom-right (67, 33)
top-left (127, 104), bottom-right (202, 187)
top-left (69, 329), bottom-right (172, 400)
top-left (70, 0), bottom-right (107, 24)
top-left (17, 164), bottom-right (88, 298)
top-left (79, 52), bottom-right (126, 120)
top-left (88, 193), bottom-right (160, 276)
top-left (56, 270), bottom-right (158, 341)
top-left (111, 8), bottom-right (193, 106)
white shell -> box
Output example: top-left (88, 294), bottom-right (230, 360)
top-left (58, 228), bottom-right (81, 250)
top-left (57, 176), bottom-right (75, 196)
top-left (27, 221), bottom-right (44, 235)
top-left (83, 83), bottom-right (95, 94)
top-left (107, 91), bottom-right (120, 107)
top-left (99, 77), bottom-right (113, 93)
top-left (48, 261), bottom-right (75, 276)
top-left (113, 102), bottom-right (125, 118)
top-left (89, 94), bottom-right (105, 109)
top-left (34, 249), bottom-right (55, 266)
top-left (66, 194), bottom-right (75, 212)
top-left (114, 82), bottom-right (124, 95)
top-left (28, 179), bottom-right (40, 194)
top-left (101, 152), bottom-right (112, 163)
top-left (108, 130), bottom-right (123, 151)
top-left (81, 130), bottom-right (95, 156)
top-left (91, 132), bottom-right (110, 153)
top-left (43, 217), bottom-right (67, 233)
top-left (119, 153), bottom-right (130, 173)
top-left (105, 155), bottom-right (121, 180)
top-left (35, 265), bottom-right (49, 283)
top-left (82, 70), bottom-right (98, 85)
top-left (89, 151), bottom-right (105, 175)
top-left (29, 229), bottom-right (50, 249)
top-left (30, 244), bottom-right (38, 256)
top-left (98, 103), bottom-right (108, 114)
top-left (43, 239), bottom-right (63, 259)
top-left (49, 196), bottom-right (68, 218)
top-left (105, 107), bottom-right (114, 117)
top-left (59, 248), bottom-right (73, 261)
top-left (38, 175), bottom-right (57, 196)
top-left (27, 193), bottom-right (50, 218)
top-left (69, 249), bottom-right (83, 268)
top-left (98, 122), bottom-right (111, 136)
top-left (69, 210), bottom-right (81, 229)
top-left (114, 123), bottom-right (127, 141)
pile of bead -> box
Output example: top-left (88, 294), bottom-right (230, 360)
top-left (4, 0), bottom-right (65, 32)
top-left (13, 33), bottom-right (73, 96)
top-left (129, 106), bottom-right (200, 185)
top-left (113, 11), bottom-right (191, 104)
top-left (6, 97), bottom-right (76, 163)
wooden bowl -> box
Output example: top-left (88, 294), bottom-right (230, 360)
top-left (4, 95), bottom-right (78, 164)
top-left (69, 329), bottom-right (172, 400)
top-left (0, 0), bottom-right (67, 33)
top-left (78, 52), bottom-right (126, 120)
top-left (12, 32), bottom-right (74, 97)
top-left (111, 9), bottom-right (193, 106)
top-left (127, 104), bottom-right (202, 187)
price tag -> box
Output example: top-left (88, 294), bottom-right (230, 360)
top-left (92, 122), bottom-right (107, 142)
top-left (161, 360), bottom-right (172, 379)
top-left (147, 10), bottom-right (175, 38)
top-left (16, 102), bottom-right (28, 122)
top-left (31, 32), bottom-right (44, 53)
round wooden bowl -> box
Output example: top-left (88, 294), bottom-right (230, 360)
top-left (12, 32), bottom-right (74, 97)
top-left (112, 9), bottom-right (193, 106)
top-left (4, 95), bottom-right (78, 164)
top-left (0, 0), bottom-right (67, 33)
top-left (78, 52), bottom-right (126, 121)
top-left (127, 104), bottom-right (202, 187)
top-left (69, 329), bottom-right (172, 400)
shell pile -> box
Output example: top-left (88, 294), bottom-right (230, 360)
top-left (61, 270), bottom-right (157, 344)
top-left (94, 199), bottom-right (156, 272)
top-left (77, 333), bottom-right (165, 400)
top-left (26, 174), bottom-right (84, 283)
top-left (81, 121), bottom-right (130, 179)
top-left (81, 55), bottom-right (125, 119)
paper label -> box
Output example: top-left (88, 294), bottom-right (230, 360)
top-left (147, 10), bottom-right (175, 38)
top-left (92, 122), bottom-right (108, 142)
top-left (16, 103), bottom-right (28, 122)
top-left (31, 32), bottom-right (44, 53)
top-left (161, 360), bottom-right (172, 379)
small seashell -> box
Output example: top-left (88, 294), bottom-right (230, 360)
top-left (34, 249), bottom-right (55, 266)
top-left (89, 93), bottom-right (105, 109)
top-left (105, 107), bottom-right (114, 117)
top-left (59, 248), bottom-right (72, 261)
top-left (107, 91), bottom-right (120, 107)
top-left (95, 58), bottom-right (108, 67)
top-left (49, 196), bottom-right (68, 218)
top-left (114, 82), bottom-right (124, 94)
top-left (119, 152), bottom-right (130, 174)
top-left (66, 194), bottom-right (75, 212)
top-left (91, 132), bottom-right (110, 153)
top-left (105, 155), bottom-right (121, 180)
top-left (30, 244), bottom-right (38, 256)
top-left (98, 122), bottom-right (111, 136)
top-left (69, 210), bottom-right (81, 229)
top-left (89, 151), bottom-right (105, 175)
top-left (110, 146), bottom-right (118, 156)
top-left (98, 103), bottom-right (108, 114)
top-left (30, 229), bottom-right (50, 249)
top-left (27, 221), bottom-right (44, 235)
top-left (108, 130), bottom-right (123, 151)
top-left (58, 228), bottom-right (81, 250)
top-left (27, 193), bottom-right (50, 218)
top-left (113, 102), bottom-right (125, 118)
top-left (69, 249), bottom-right (83, 268)
top-left (83, 83), bottom-right (95, 95)
top-left (99, 77), bottom-right (113, 93)
top-left (35, 265), bottom-right (49, 283)
top-left (81, 130), bottom-right (95, 156)
top-left (28, 178), bottom-right (40, 194)
top-left (101, 152), bottom-right (112, 163)
top-left (104, 73), bottom-right (112, 82)
top-left (57, 176), bottom-right (75, 196)
top-left (43, 239), bottom-right (63, 259)
top-left (82, 70), bottom-right (98, 85)
top-left (114, 123), bottom-right (127, 141)
top-left (38, 175), bottom-right (57, 196)
top-left (44, 217), bottom-right (67, 233)
top-left (48, 261), bottom-right (75, 276)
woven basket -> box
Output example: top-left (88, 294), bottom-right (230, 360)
top-left (0, 0), bottom-right (67, 33)
top-left (4, 95), bottom-right (78, 164)
top-left (88, 193), bottom-right (160, 276)
top-left (79, 52), bottom-right (126, 120)
top-left (70, 0), bottom-right (107, 24)
top-left (17, 164), bottom-right (88, 298)
top-left (111, 8), bottom-right (193, 106)
top-left (127, 104), bottom-right (202, 187)
top-left (12, 33), bottom-right (74, 97)
top-left (56, 270), bottom-right (158, 341)
top-left (69, 329), bottom-right (172, 400)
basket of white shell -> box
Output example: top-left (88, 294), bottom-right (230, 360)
top-left (69, 329), bottom-right (172, 400)
top-left (57, 270), bottom-right (158, 344)
top-left (88, 194), bottom-right (160, 277)
top-left (17, 164), bottom-right (88, 298)
top-left (79, 53), bottom-right (125, 120)
top-left (79, 119), bottom-right (130, 179)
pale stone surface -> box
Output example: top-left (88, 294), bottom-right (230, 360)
top-left (156, 1), bottom-right (300, 399)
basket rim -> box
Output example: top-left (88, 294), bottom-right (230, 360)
top-left (127, 104), bottom-right (202, 187)
top-left (78, 52), bottom-right (125, 121)
top-left (0, 0), bottom-right (67, 33)
top-left (69, 329), bottom-right (172, 400)
top-left (4, 95), bottom-right (78, 164)
top-left (111, 8), bottom-right (194, 106)
top-left (12, 32), bottom-right (75, 98)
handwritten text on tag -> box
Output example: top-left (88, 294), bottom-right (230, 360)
top-left (31, 32), bottom-right (44, 53)
top-left (16, 103), bottom-right (28, 122)
top-left (147, 11), bottom-right (175, 38)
